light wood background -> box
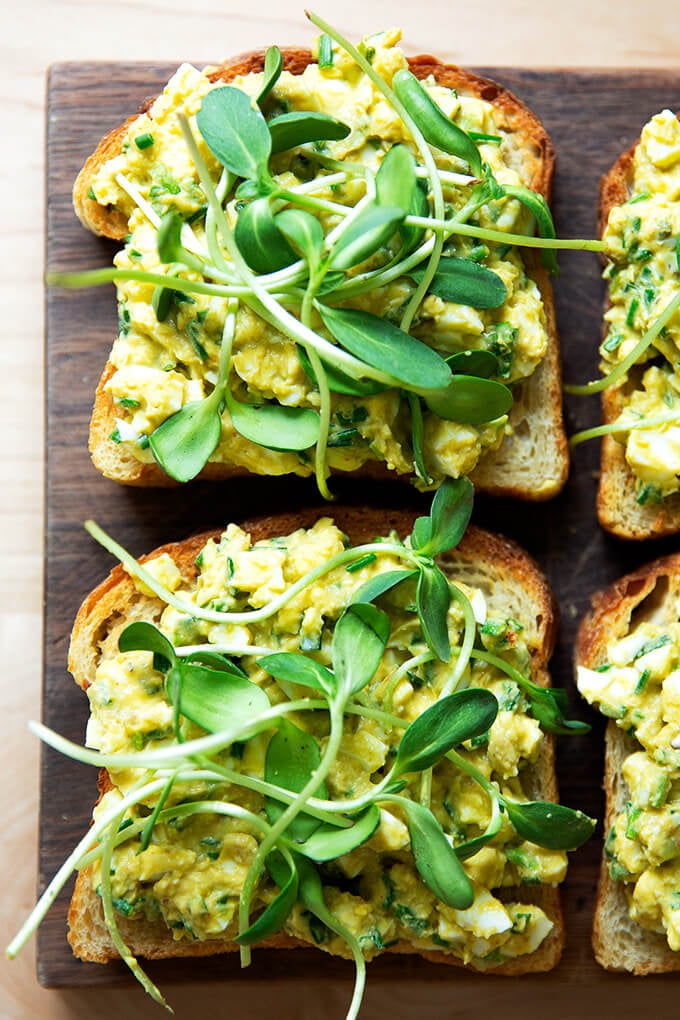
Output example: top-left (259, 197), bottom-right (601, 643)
top-left (4, 1), bottom-right (680, 1017)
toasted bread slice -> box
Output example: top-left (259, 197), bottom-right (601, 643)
top-left (597, 116), bottom-right (680, 539)
top-left (66, 508), bottom-right (564, 975)
top-left (73, 49), bottom-right (567, 498)
top-left (576, 553), bottom-right (680, 972)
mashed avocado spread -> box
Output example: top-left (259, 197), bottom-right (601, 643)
top-left (86, 516), bottom-right (566, 967)
top-left (578, 619), bottom-right (680, 949)
top-left (600, 110), bottom-right (680, 504)
top-left (89, 30), bottom-right (549, 489)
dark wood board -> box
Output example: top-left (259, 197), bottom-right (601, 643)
top-left (43, 63), bottom-right (680, 1014)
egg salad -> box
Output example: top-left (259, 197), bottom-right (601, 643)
top-left (82, 516), bottom-right (568, 970)
top-left (88, 29), bottom-right (549, 488)
top-left (600, 110), bottom-right (680, 504)
top-left (578, 619), bottom-right (680, 949)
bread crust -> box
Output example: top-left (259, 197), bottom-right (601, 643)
top-left (66, 509), bottom-right (564, 975)
top-left (596, 116), bottom-right (680, 539)
top-left (74, 50), bottom-right (567, 498)
top-left (577, 552), bottom-right (680, 971)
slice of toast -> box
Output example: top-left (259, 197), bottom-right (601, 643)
top-left (576, 553), bottom-right (680, 971)
top-left (597, 114), bottom-right (680, 539)
top-left (72, 48), bottom-right (567, 497)
top-left (66, 507), bottom-right (565, 976)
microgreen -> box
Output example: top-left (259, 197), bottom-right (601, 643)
top-left (197, 86), bottom-right (272, 183)
top-left (317, 304), bottom-right (451, 391)
top-left (15, 479), bottom-right (595, 1019)
top-left (235, 197), bottom-right (298, 273)
top-left (410, 256), bottom-right (508, 308)
top-left (47, 17), bottom-right (606, 497)
top-left (391, 69), bottom-right (483, 177)
top-left (422, 374), bottom-right (513, 425)
top-left (257, 47), bottom-right (284, 105)
top-left (268, 111), bottom-right (351, 154)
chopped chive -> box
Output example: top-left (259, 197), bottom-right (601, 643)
top-left (346, 553), bottom-right (377, 573)
top-left (118, 397), bottom-right (141, 409)
top-left (634, 669), bottom-right (650, 695)
top-left (109, 427), bottom-right (122, 444)
top-left (626, 192), bottom-right (650, 205)
top-left (318, 33), bottom-right (334, 67)
top-left (87, 186), bottom-right (97, 201)
top-left (626, 298), bottom-right (639, 327)
top-left (468, 131), bottom-right (502, 144)
top-left (134, 133), bottom-right (155, 150)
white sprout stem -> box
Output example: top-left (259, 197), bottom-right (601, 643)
top-left (28, 698), bottom-right (320, 770)
top-left (115, 172), bottom-right (161, 228)
top-left (84, 520), bottom-right (414, 626)
top-left (115, 172), bottom-right (204, 260)
top-left (440, 585), bottom-right (477, 697)
top-left (383, 650), bottom-right (434, 714)
top-left (6, 774), bottom-right (169, 958)
top-left (304, 12), bottom-right (445, 334)
top-left (175, 642), bottom-right (277, 658)
top-left (98, 804), bottom-right (170, 1009)
top-left (569, 411), bottom-right (680, 449)
top-left (407, 213), bottom-right (606, 251)
top-left (238, 700), bottom-right (347, 951)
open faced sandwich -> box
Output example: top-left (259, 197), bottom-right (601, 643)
top-left (66, 20), bottom-right (566, 499)
top-left (12, 482), bottom-right (593, 1013)
top-left (577, 552), bottom-right (680, 971)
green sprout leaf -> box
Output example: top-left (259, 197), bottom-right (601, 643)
top-left (447, 349), bottom-right (498, 377)
top-left (275, 208), bottom-right (324, 269)
top-left (167, 661), bottom-right (270, 735)
top-left (235, 197), bottom-right (298, 273)
top-left (268, 111), bottom-right (350, 154)
top-left (328, 204), bottom-right (405, 271)
top-left (235, 850), bottom-right (298, 945)
top-left (317, 304), bottom-right (451, 392)
top-left (410, 256), bottom-right (507, 309)
top-left (422, 374), bottom-right (513, 425)
top-left (118, 621), bottom-right (177, 667)
top-left (332, 603), bottom-right (390, 699)
top-left (156, 209), bottom-right (185, 264)
top-left (411, 477), bottom-right (474, 557)
top-left (503, 799), bottom-right (596, 851)
top-left (416, 565), bottom-right (451, 661)
top-left (392, 69), bottom-right (482, 177)
top-left (259, 651), bottom-right (336, 697)
top-left (197, 86), bottom-right (272, 181)
top-left (296, 804), bottom-right (381, 861)
top-left (257, 47), bottom-right (283, 105)
top-left (265, 719), bottom-right (328, 842)
top-left (149, 394), bottom-right (222, 483)
top-left (502, 184), bottom-right (558, 274)
top-left (396, 798), bottom-right (474, 908)
top-left (392, 688), bottom-right (498, 778)
top-left (225, 393), bottom-right (320, 452)
top-left (375, 143), bottom-right (417, 215)
top-left (350, 568), bottom-right (417, 604)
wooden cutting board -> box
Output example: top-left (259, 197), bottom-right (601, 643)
top-left (42, 63), bottom-right (680, 1012)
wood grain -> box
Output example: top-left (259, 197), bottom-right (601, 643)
top-left (43, 63), bottom-right (680, 1009)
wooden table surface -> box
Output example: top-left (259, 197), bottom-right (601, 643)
top-left (4, 1), bottom-right (680, 1017)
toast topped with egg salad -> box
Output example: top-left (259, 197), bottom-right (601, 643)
top-left (67, 21), bottom-right (567, 499)
top-left (577, 554), bottom-right (680, 972)
top-left (13, 482), bottom-right (593, 1013)
top-left (595, 110), bottom-right (680, 538)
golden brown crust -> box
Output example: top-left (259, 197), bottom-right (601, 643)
top-left (67, 509), bottom-right (563, 974)
top-left (76, 49), bottom-right (566, 497)
top-left (577, 553), bottom-right (680, 972)
top-left (596, 116), bottom-right (680, 539)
